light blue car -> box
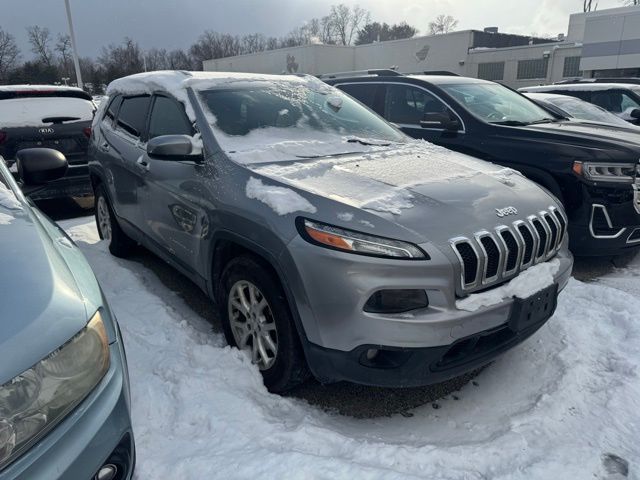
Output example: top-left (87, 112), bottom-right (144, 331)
top-left (0, 148), bottom-right (134, 480)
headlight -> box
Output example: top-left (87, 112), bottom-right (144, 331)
top-left (0, 311), bottom-right (109, 471)
top-left (299, 218), bottom-right (428, 259)
top-left (573, 161), bottom-right (638, 183)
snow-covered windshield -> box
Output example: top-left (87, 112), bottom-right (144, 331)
top-left (198, 81), bottom-right (406, 164)
top-left (547, 96), bottom-right (633, 127)
top-left (0, 97), bottom-right (95, 128)
top-left (441, 83), bottom-right (554, 126)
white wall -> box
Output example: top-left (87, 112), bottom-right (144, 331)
top-left (202, 44), bottom-right (354, 75)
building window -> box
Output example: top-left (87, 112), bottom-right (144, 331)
top-left (477, 62), bottom-right (505, 81)
top-left (563, 56), bottom-right (582, 78)
top-left (516, 58), bottom-right (549, 80)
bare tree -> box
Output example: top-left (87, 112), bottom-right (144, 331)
top-left (98, 37), bottom-right (143, 82)
top-left (0, 28), bottom-right (20, 81)
top-left (167, 49), bottom-right (193, 70)
top-left (26, 25), bottom-right (54, 66)
top-left (329, 4), bottom-right (370, 45)
top-left (428, 15), bottom-right (459, 35)
top-left (55, 34), bottom-right (73, 79)
top-left (583, 0), bottom-right (598, 11)
top-left (145, 48), bottom-right (170, 71)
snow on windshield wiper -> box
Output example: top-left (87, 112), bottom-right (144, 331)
top-left (346, 138), bottom-right (391, 146)
top-left (295, 151), bottom-right (364, 159)
top-left (528, 118), bottom-right (558, 124)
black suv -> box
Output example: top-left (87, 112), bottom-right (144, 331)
top-left (0, 85), bottom-right (96, 200)
top-left (324, 71), bottom-right (640, 256)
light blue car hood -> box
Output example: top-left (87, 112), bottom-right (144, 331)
top-left (0, 202), bottom-right (92, 384)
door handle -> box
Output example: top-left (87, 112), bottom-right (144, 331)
top-left (101, 142), bottom-right (110, 152)
top-left (136, 156), bottom-right (150, 171)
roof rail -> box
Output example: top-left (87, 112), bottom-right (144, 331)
top-left (317, 69), bottom-right (403, 80)
top-left (555, 77), bottom-right (640, 85)
top-left (419, 71), bottom-right (460, 76)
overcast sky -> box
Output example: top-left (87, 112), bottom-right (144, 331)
top-left (2, 0), bottom-right (624, 59)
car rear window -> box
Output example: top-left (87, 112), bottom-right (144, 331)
top-left (0, 97), bottom-right (95, 128)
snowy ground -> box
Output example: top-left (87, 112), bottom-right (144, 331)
top-left (60, 216), bottom-right (639, 480)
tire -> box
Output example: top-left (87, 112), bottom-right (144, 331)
top-left (94, 184), bottom-right (136, 258)
top-left (220, 255), bottom-right (310, 392)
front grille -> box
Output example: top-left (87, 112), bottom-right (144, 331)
top-left (451, 206), bottom-right (566, 292)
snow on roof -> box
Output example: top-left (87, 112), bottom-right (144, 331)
top-left (0, 84), bottom-right (86, 93)
top-left (106, 70), bottom-right (312, 121)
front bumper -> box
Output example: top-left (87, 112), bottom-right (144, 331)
top-left (0, 337), bottom-right (135, 480)
top-left (285, 235), bottom-right (573, 387)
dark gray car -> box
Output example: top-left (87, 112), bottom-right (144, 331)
top-left (88, 71), bottom-right (573, 392)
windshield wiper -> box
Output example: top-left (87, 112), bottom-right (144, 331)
top-left (295, 151), bottom-right (364, 159)
top-left (346, 138), bottom-right (391, 146)
top-left (42, 116), bottom-right (81, 124)
top-left (528, 118), bottom-right (559, 125)
top-left (491, 120), bottom-right (531, 126)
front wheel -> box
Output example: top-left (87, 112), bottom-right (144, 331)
top-left (220, 255), bottom-right (309, 392)
top-left (94, 184), bottom-right (136, 258)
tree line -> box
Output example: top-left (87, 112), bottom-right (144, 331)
top-left (0, 4), bottom-right (463, 93)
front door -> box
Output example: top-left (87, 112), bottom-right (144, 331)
top-left (139, 94), bottom-right (208, 276)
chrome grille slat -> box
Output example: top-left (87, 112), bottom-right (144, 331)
top-left (450, 206), bottom-right (566, 293)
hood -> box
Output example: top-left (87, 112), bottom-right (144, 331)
top-left (249, 142), bottom-right (560, 247)
top-left (0, 200), bottom-right (89, 384)
top-left (514, 121), bottom-right (640, 151)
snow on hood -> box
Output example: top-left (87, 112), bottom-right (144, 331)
top-left (246, 177), bottom-right (317, 216)
top-left (250, 140), bottom-right (531, 218)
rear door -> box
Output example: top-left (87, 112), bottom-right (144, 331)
top-left (98, 95), bottom-right (151, 228)
top-left (139, 94), bottom-right (208, 276)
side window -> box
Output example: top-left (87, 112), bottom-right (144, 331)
top-left (115, 95), bottom-right (151, 139)
top-left (620, 92), bottom-right (640, 112)
top-left (384, 84), bottom-right (451, 126)
top-left (104, 95), bottom-right (122, 124)
top-left (148, 96), bottom-right (194, 139)
top-left (338, 83), bottom-right (384, 115)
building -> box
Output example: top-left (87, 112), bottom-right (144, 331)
top-left (203, 5), bottom-right (640, 88)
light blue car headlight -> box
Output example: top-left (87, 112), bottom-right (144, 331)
top-left (0, 311), bottom-right (110, 471)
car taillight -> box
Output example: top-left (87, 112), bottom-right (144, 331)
top-left (0, 131), bottom-right (7, 144)
top-left (83, 127), bottom-right (92, 138)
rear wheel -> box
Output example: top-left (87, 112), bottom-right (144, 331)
top-left (220, 255), bottom-right (309, 392)
top-left (94, 184), bottom-right (136, 258)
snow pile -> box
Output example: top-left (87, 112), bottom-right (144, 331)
top-left (457, 259), bottom-right (561, 312)
top-left (0, 182), bottom-right (22, 210)
top-left (245, 177), bottom-right (317, 216)
top-left (61, 217), bottom-right (640, 480)
top-left (0, 213), bottom-right (13, 225)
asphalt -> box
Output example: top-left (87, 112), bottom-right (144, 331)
top-left (39, 196), bottom-right (634, 418)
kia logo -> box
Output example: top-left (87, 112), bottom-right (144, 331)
top-left (38, 127), bottom-right (55, 134)
top-left (495, 206), bottom-right (518, 217)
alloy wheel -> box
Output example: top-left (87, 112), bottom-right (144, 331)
top-left (96, 196), bottom-right (112, 241)
top-left (228, 280), bottom-right (278, 370)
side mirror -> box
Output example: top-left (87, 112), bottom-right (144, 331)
top-left (16, 148), bottom-right (68, 185)
top-left (420, 112), bottom-right (460, 131)
top-left (630, 109), bottom-right (640, 120)
top-left (147, 135), bottom-right (202, 161)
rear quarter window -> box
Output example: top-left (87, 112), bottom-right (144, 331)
top-left (0, 97), bottom-right (95, 128)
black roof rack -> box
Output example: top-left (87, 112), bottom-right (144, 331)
top-left (554, 77), bottom-right (640, 85)
top-left (317, 69), bottom-right (403, 80)
top-left (418, 71), bottom-right (460, 76)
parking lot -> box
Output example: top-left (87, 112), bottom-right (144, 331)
top-left (37, 198), bottom-right (638, 479)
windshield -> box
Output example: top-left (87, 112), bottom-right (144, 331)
top-left (198, 80), bottom-right (406, 164)
top-left (440, 82), bottom-right (554, 125)
top-left (548, 96), bottom-right (633, 127)
top-left (0, 97), bottom-right (95, 128)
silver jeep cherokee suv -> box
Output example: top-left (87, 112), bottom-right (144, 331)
top-left (88, 71), bottom-right (573, 391)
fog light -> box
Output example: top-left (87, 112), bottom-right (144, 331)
top-left (363, 289), bottom-right (428, 314)
top-left (95, 464), bottom-right (118, 480)
top-left (365, 349), bottom-right (379, 360)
